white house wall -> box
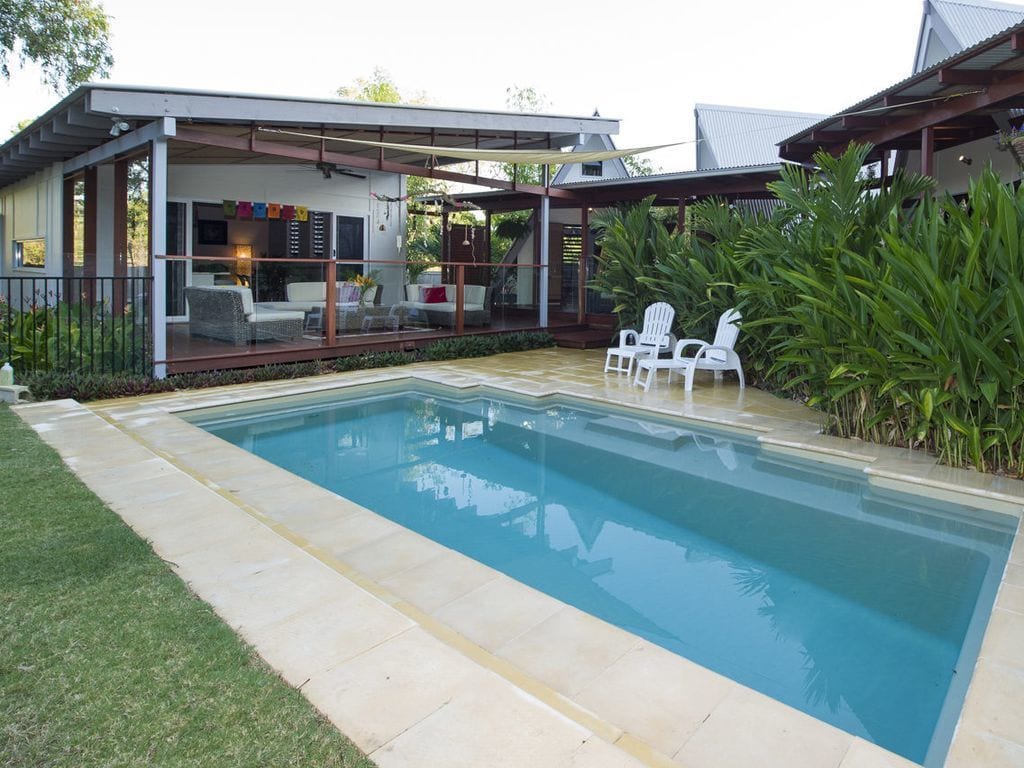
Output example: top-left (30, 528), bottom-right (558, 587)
top-left (166, 164), bottom-right (404, 303)
top-left (905, 135), bottom-right (1022, 195)
top-left (0, 164), bottom-right (63, 279)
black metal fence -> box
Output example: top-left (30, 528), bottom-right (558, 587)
top-left (1, 276), bottom-right (153, 375)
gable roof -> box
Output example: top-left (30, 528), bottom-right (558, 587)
top-left (550, 131), bottom-right (629, 184)
top-left (915, 0), bottom-right (1024, 72)
top-left (694, 104), bottom-right (825, 170)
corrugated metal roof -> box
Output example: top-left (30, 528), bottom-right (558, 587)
top-left (779, 18), bottom-right (1024, 155)
top-left (932, 0), bottom-right (1024, 49)
top-left (694, 104), bottom-right (824, 170)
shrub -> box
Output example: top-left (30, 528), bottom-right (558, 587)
top-left (595, 144), bottom-right (1024, 476)
top-left (22, 332), bottom-right (555, 403)
top-left (22, 372), bottom-right (175, 402)
top-left (2, 300), bottom-right (149, 375)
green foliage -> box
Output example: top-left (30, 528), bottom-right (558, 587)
top-left (24, 333), bottom-right (555, 401)
top-left (593, 144), bottom-right (1024, 476)
top-left (336, 66), bottom-right (425, 104)
top-left (623, 154), bottom-right (658, 177)
top-left (590, 197), bottom-right (678, 328)
top-left (1, 298), bottom-right (150, 375)
top-left (21, 371), bottom-right (174, 401)
top-left (0, 0), bottom-right (113, 92)
top-left (423, 332), bottom-right (553, 361)
top-left (0, 408), bottom-right (374, 767)
top-left (499, 85), bottom-right (558, 186)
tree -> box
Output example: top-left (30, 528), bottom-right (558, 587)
top-left (500, 85), bottom-right (556, 186)
top-left (623, 155), bottom-right (657, 177)
top-left (0, 0), bottom-right (113, 92)
top-left (336, 68), bottom-right (442, 269)
top-left (337, 66), bottom-right (425, 105)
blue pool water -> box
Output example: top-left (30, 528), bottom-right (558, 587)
top-left (191, 385), bottom-right (1016, 766)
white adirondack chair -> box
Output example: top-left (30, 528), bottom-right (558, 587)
top-left (634, 308), bottom-right (744, 392)
top-left (604, 302), bottom-right (676, 377)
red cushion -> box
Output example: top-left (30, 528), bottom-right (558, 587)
top-left (422, 286), bottom-right (447, 303)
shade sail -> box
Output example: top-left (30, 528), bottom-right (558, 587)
top-left (259, 127), bottom-right (681, 164)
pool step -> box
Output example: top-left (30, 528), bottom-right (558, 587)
top-left (552, 328), bottom-right (615, 349)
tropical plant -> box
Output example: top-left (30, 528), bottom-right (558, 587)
top-left (589, 196), bottom-right (678, 328)
top-left (0, 0), bottom-right (112, 93)
top-left (2, 299), bottom-right (149, 375)
top-left (592, 143), bottom-right (1024, 476)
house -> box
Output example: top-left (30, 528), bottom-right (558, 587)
top-left (0, 85), bottom-right (618, 374)
top-left (694, 104), bottom-right (824, 171)
top-left (780, 1), bottom-right (1024, 192)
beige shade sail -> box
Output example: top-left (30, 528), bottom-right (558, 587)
top-left (258, 127), bottom-right (682, 164)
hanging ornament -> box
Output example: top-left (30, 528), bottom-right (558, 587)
top-left (461, 225), bottom-right (470, 247)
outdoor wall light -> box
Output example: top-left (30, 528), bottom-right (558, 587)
top-left (109, 119), bottom-right (131, 137)
top-left (958, 154), bottom-right (972, 165)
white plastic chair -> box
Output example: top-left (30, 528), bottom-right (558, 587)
top-left (604, 302), bottom-right (676, 377)
top-left (634, 308), bottom-right (744, 392)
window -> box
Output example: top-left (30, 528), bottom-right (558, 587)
top-left (14, 238), bottom-right (46, 269)
top-left (581, 161), bottom-right (603, 177)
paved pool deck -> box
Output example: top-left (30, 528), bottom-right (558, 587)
top-left (14, 348), bottom-right (1024, 768)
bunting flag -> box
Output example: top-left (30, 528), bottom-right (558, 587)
top-left (267, 203), bottom-right (281, 219)
top-left (236, 200), bottom-right (253, 219)
top-left (281, 204), bottom-right (295, 220)
top-left (295, 206), bottom-right (309, 222)
top-left (253, 202), bottom-right (268, 219)
top-left (222, 200), bottom-right (237, 218)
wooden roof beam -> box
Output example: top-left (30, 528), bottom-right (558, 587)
top-left (173, 126), bottom-right (580, 200)
top-left (938, 68), bottom-right (1007, 86)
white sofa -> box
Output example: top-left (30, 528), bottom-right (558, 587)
top-left (399, 284), bottom-right (491, 327)
top-left (254, 281), bottom-right (378, 313)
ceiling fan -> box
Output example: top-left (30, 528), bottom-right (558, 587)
top-left (315, 161), bottom-right (365, 180)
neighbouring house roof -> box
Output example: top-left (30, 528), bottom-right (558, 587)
top-left (0, 84), bottom-right (620, 188)
top-left (694, 104), bottom-right (825, 170)
top-left (778, 19), bottom-right (1024, 162)
top-left (915, 0), bottom-right (1024, 71)
top-left (550, 130), bottom-right (630, 184)
top-left (436, 164), bottom-right (785, 212)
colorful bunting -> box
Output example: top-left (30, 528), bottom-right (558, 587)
top-left (236, 200), bottom-right (253, 219)
top-left (253, 202), bottom-right (267, 219)
top-left (267, 203), bottom-right (281, 219)
top-left (296, 206), bottom-right (309, 222)
top-left (222, 200), bottom-right (237, 218)
top-left (281, 204), bottom-right (295, 220)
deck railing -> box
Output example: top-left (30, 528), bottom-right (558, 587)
top-left (1, 275), bottom-right (153, 375)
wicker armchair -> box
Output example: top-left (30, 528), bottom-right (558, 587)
top-left (185, 286), bottom-right (304, 345)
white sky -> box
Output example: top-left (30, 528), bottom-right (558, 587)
top-left (0, 0), bottom-right (926, 172)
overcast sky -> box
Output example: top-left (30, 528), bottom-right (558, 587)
top-left (1, 0), bottom-right (927, 171)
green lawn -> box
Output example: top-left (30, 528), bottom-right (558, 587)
top-left (0, 406), bottom-right (375, 768)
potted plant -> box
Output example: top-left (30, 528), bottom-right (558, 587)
top-left (996, 128), bottom-right (1024, 170)
top-left (352, 272), bottom-right (378, 302)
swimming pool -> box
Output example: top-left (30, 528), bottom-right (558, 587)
top-left (191, 383), bottom-right (1015, 766)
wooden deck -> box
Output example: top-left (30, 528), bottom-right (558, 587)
top-left (164, 316), bottom-right (586, 373)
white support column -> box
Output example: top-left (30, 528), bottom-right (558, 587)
top-left (151, 137), bottom-right (168, 379)
top-left (538, 165), bottom-right (550, 328)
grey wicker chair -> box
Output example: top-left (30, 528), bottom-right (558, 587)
top-left (185, 287), bottom-right (304, 346)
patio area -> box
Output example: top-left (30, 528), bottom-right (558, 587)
top-left (13, 348), bottom-right (1024, 768)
